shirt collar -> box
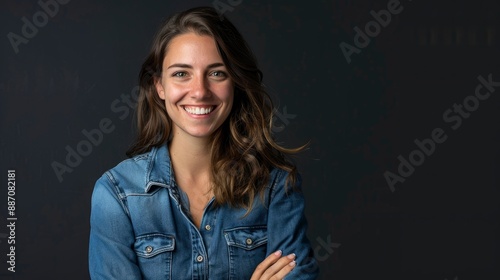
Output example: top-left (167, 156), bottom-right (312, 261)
top-left (144, 142), bottom-right (174, 193)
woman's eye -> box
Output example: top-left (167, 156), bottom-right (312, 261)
top-left (172, 72), bottom-right (187, 77)
top-left (211, 71), bottom-right (227, 78)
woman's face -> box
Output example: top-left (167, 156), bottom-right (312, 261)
top-left (155, 32), bottom-right (234, 140)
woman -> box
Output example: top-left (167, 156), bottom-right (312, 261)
top-left (89, 6), bottom-right (318, 280)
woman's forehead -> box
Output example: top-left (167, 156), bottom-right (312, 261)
top-left (164, 33), bottom-right (221, 65)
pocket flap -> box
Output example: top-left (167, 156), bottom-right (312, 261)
top-left (224, 226), bottom-right (267, 250)
top-left (134, 234), bottom-right (175, 258)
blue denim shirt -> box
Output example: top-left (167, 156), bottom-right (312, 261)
top-left (89, 143), bottom-right (319, 279)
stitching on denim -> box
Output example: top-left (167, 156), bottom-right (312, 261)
top-left (104, 171), bottom-right (132, 218)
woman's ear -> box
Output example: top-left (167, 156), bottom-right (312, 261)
top-left (155, 77), bottom-right (165, 100)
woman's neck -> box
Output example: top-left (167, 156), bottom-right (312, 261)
top-left (168, 132), bottom-right (212, 185)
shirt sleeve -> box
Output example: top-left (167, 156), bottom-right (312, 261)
top-left (89, 173), bottom-right (143, 280)
top-left (267, 170), bottom-right (320, 279)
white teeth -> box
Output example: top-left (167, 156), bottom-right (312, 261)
top-left (184, 106), bottom-right (214, 115)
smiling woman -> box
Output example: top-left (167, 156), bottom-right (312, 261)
top-left (155, 33), bottom-right (234, 141)
top-left (89, 6), bottom-right (319, 280)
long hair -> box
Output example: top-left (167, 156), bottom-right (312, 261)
top-left (127, 6), bottom-right (305, 210)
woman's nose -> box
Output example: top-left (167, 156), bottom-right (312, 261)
top-left (190, 75), bottom-right (211, 99)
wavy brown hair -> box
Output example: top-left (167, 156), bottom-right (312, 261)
top-left (127, 6), bottom-right (305, 210)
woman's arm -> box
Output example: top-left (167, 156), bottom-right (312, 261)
top-left (89, 173), bottom-right (142, 279)
top-left (265, 170), bottom-right (320, 279)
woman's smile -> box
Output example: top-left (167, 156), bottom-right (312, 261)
top-left (155, 32), bottom-right (234, 139)
top-left (182, 105), bottom-right (218, 116)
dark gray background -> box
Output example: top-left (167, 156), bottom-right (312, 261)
top-left (1, 0), bottom-right (499, 279)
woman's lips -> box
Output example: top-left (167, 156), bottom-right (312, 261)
top-left (182, 105), bottom-right (217, 115)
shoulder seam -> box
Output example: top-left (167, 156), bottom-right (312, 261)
top-left (103, 171), bottom-right (132, 218)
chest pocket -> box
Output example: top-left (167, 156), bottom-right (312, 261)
top-left (134, 234), bottom-right (175, 279)
top-left (224, 226), bottom-right (268, 280)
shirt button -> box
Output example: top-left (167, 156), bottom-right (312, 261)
top-left (196, 255), bottom-right (204, 262)
top-left (205, 224), bottom-right (211, 231)
top-left (246, 238), bottom-right (253, 245)
top-left (145, 246), bottom-right (153, 253)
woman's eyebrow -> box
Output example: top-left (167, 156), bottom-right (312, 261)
top-left (166, 62), bottom-right (225, 69)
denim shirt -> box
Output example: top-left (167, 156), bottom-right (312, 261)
top-left (89, 143), bottom-right (319, 279)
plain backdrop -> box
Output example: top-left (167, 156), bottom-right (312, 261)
top-left (1, 0), bottom-right (499, 279)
